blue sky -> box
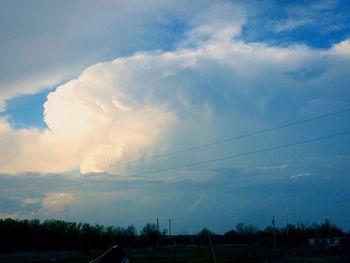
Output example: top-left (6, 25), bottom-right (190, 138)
top-left (1, 0), bottom-right (350, 234)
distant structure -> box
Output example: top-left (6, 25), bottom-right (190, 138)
top-left (272, 215), bottom-right (276, 247)
top-left (169, 219), bottom-right (172, 238)
top-left (309, 237), bottom-right (350, 252)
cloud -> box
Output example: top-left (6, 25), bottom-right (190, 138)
top-left (0, 118), bottom-right (81, 173)
top-left (22, 198), bottom-right (41, 205)
top-left (1, 160), bottom-right (350, 232)
top-left (331, 39), bottom-right (350, 55)
top-left (291, 172), bottom-right (312, 179)
top-left (274, 0), bottom-right (345, 33)
top-left (1, 0), bottom-right (349, 113)
top-left (0, 3), bottom-right (350, 176)
top-left (0, 213), bottom-right (18, 219)
top-left (255, 163), bottom-right (290, 171)
top-left (275, 18), bottom-right (312, 33)
top-left (41, 192), bottom-right (75, 213)
top-left (0, 0), bottom-right (216, 111)
top-left (0, 189), bottom-right (42, 217)
top-left (182, 2), bottom-right (245, 46)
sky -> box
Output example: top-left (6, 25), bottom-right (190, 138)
top-left (1, 0), bottom-right (350, 234)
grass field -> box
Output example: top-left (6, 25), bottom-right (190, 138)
top-left (1, 245), bottom-right (350, 263)
top-left (125, 245), bottom-right (350, 263)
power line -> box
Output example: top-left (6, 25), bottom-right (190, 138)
top-left (140, 130), bottom-right (350, 175)
top-left (6, 130), bottom-right (349, 195)
top-left (2, 106), bottom-right (349, 189)
top-left (114, 107), bottom-right (350, 166)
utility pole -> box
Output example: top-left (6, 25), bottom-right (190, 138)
top-left (272, 215), bottom-right (276, 247)
top-left (169, 219), bottom-right (172, 238)
top-left (157, 218), bottom-right (160, 248)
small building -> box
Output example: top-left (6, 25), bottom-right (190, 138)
top-left (309, 237), bottom-right (333, 246)
top-left (309, 237), bottom-right (350, 251)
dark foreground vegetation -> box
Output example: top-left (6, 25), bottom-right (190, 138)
top-left (0, 218), bottom-right (349, 262)
top-left (1, 245), bottom-right (350, 263)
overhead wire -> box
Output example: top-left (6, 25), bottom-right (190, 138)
top-left (5, 106), bottom-right (349, 188)
top-left (2, 107), bottom-right (350, 191)
top-left (141, 130), bottom-right (350, 175)
top-left (4, 130), bottom-right (350, 195)
top-left (113, 107), bottom-right (350, 166)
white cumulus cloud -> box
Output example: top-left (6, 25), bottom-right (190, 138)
top-left (1, 15), bottom-right (350, 175)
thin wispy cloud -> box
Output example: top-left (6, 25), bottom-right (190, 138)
top-left (274, 0), bottom-right (343, 33)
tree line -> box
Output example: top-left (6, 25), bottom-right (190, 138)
top-left (0, 218), bottom-right (347, 252)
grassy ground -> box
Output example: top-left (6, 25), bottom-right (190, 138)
top-left (1, 245), bottom-right (349, 263)
top-left (125, 245), bottom-right (350, 263)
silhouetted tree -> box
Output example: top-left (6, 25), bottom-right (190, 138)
top-left (235, 223), bottom-right (259, 244)
top-left (140, 223), bottom-right (159, 246)
top-left (0, 217), bottom-right (346, 251)
top-left (224, 229), bottom-right (237, 243)
top-left (197, 228), bottom-right (216, 244)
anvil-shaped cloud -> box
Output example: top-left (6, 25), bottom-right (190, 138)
top-left (1, 15), bottom-right (350, 175)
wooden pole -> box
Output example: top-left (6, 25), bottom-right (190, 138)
top-left (157, 218), bottom-right (160, 248)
